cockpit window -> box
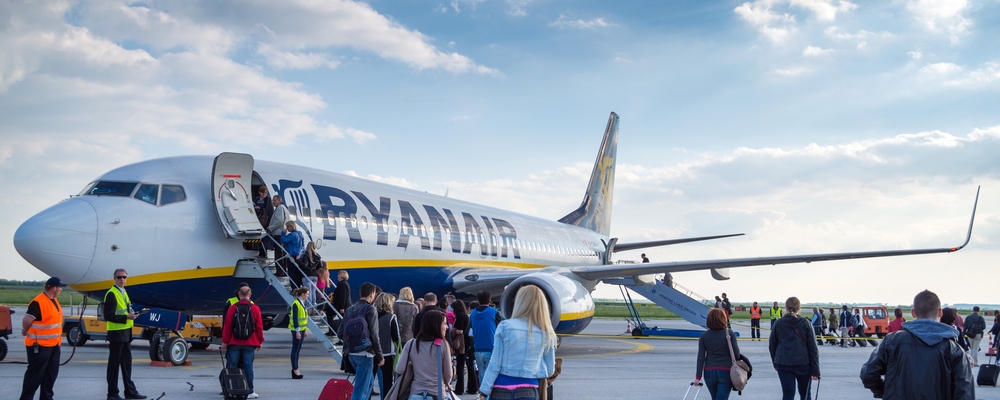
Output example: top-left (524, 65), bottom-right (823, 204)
top-left (160, 185), bottom-right (186, 205)
top-left (133, 184), bottom-right (159, 205)
top-left (85, 181), bottom-right (138, 197)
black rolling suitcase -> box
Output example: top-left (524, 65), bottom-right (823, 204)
top-left (220, 368), bottom-right (253, 400)
top-left (978, 355), bottom-right (999, 387)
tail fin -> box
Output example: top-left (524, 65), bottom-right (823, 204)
top-left (558, 112), bottom-right (619, 236)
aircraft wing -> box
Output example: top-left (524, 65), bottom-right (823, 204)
top-left (572, 187), bottom-right (980, 281)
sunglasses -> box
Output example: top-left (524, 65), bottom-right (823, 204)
top-left (115, 276), bottom-right (128, 279)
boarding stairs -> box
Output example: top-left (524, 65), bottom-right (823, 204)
top-left (234, 236), bottom-right (344, 363)
top-left (603, 276), bottom-right (714, 330)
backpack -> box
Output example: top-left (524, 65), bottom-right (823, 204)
top-left (231, 303), bottom-right (255, 341)
top-left (344, 304), bottom-right (373, 353)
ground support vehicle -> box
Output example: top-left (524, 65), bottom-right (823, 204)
top-left (858, 306), bottom-right (890, 339)
top-left (0, 305), bottom-right (13, 361)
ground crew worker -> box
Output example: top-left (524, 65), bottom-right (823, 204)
top-left (226, 282), bottom-right (255, 310)
top-left (104, 269), bottom-right (146, 400)
top-left (770, 301), bottom-right (782, 329)
top-left (750, 301), bottom-right (762, 341)
top-left (19, 277), bottom-right (66, 400)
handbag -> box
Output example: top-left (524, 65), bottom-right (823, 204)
top-left (383, 339), bottom-right (416, 400)
top-left (726, 329), bottom-right (750, 393)
top-left (450, 328), bottom-right (465, 355)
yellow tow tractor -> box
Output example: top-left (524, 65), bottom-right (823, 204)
top-left (63, 305), bottom-right (225, 366)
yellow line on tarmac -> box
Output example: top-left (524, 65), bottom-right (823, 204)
top-left (561, 339), bottom-right (653, 359)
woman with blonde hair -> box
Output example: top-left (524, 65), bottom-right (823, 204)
top-left (393, 287), bottom-right (419, 343)
top-left (373, 293), bottom-right (400, 397)
top-left (302, 242), bottom-right (321, 312)
top-left (478, 285), bottom-right (556, 400)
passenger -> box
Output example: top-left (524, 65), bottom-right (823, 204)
top-left (860, 290), bottom-right (974, 399)
top-left (714, 296), bottom-right (722, 309)
top-left (281, 221), bottom-right (305, 262)
top-left (395, 310), bottom-right (453, 400)
top-left (887, 307), bottom-right (906, 333)
top-left (301, 242), bottom-right (321, 312)
top-left (222, 286), bottom-right (264, 399)
top-left (826, 308), bottom-right (839, 345)
top-left (440, 297), bottom-right (456, 327)
top-left (374, 293), bottom-right (400, 397)
top-left (104, 269), bottom-right (146, 400)
top-left (19, 277), bottom-right (66, 400)
top-left (852, 308), bottom-right (868, 347)
top-left (289, 287), bottom-right (309, 379)
top-left (340, 282), bottom-right (383, 400)
top-left (254, 186), bottom-right (274, 232)
top-left (330, 270), bottom-right (351, 344)
top-left (811, 307), bottom-right (824, 346)
top-left (641, 253), bottom-right (649, 263)
top-left (990, 317), bottom-right (1000, 354)
top-left (721, 293), bottom-right (733, 320)
top-left (416, 298), bottom-right (426, 309)
top-left (964, 306), bottom-right (987, 366)
top-left (452, 300), bottom-right (478, 395)
top-left (470, 290), bottom-right (503, 385)
top-left (942, 308), bottom-right (970, 351)
top-left (838, 305), bottom-right (852, 348)
top-left (749, 301), bottom-right (762, 341)
top-left (769, 296), bottom-right (820, 400)
top-left (770, 301), bottom-right (783, 329)
top-left (413, 293), bottom-right (445, 338)
top-left (267, 195), bottom-right (289, 260)
top-left (692, 308), bottom-right (740, 400)
top-left (393, 287), bottom-right (419, 344)
top-left (315, 265), bottom-right (336, 335)
top-left (226, 282), bottom-right (253, 310)
top-left (478, 286), bottom-right (557, 400)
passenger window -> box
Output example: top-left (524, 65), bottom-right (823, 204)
top-left (350, 214), bottom-right (358, 228)
top-left (160, 185), bottom-right (186, 205)
top-left (339, 212), bottom-right (348, 227)
top-left (360, 216), bottom-right (368, 230)
top-left (86, 181), bottom-right (138, 197)
top-left (392, 220), bottom-right (399, 234)
top-left (133, 184), bottom-right (159, 205)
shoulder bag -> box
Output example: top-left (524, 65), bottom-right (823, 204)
top-left (726, 329), bottom-right (750, 393)
top-left (383, 339), bottom-right (416, 400)
top-left (450, 328), bottom-right (465, 355)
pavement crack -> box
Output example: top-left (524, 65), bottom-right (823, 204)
top-left (186, 381), bottom-right (194, 391)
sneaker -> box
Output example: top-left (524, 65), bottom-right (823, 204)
top-left (247, 393), bottom-right (259, 399)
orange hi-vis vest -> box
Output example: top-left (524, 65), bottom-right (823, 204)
top-left (25, 293), bottom-right (63, 347)
top-left (750, 306), bottom-right (762, 319)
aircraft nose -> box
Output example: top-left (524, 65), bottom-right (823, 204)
top-left (14, 199), bottom-right (98, 284)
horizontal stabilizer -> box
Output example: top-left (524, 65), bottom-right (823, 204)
top-left (613, 233), bottom-right (744, 252)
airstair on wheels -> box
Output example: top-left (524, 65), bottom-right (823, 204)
top-left (233, 238), bottom-right (345, 363)
top-left (603, 275), bottom-right (716, 337)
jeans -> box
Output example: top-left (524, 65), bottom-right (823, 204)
top-left (226, 345), bottom-right (256, 390)
top-left (703, 369), bottom-right (732, 400)
top-left (408, 393), bottom-right (437, 400)
top-left (474, 351), bottom-right (493, 384)
top-left (776, 364), bottom-right (811, 400)
top-left (290, 331), bottom-right (305, 370)
top-left (349, 355), bottom-right (375, 400)
top-left (303, 277), bottom-right (318, 308)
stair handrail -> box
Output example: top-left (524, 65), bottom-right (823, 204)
top-left (670, 281), bottom-right (715, 307)
top-left (262, 234), bottom-right (344, 322)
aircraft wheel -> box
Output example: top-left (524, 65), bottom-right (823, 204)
top-left (148, 331), bottom-right (163, 362)
top-left (159, 337), bottom-right (189, 366)
top-left (0, 338), bottom-right (8, 361)
top-left (67, 325), bottom-right (89, 347)
top-left (631, 327), bottom-right (644, 337)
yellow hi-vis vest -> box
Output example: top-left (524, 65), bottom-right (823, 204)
top-left (290, 299), bottom-right (307, 332)
top-left (770, 306), bottom-right (782, 319)
top-left (106, 286), bottom-right (133, 331)
top-left (750, 306), bottom-right (762, 319)
top-left (25, 293), bottom-right (63, 347)
top-left (227, 297), bottom-right (255, 307)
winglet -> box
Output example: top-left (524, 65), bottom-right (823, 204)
top-left (951, 185), bottom-right (980, 252)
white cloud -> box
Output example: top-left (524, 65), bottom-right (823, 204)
top-left (549, 15), bottom-right (617, 29)
top-left (734, 0), bottom-right (856, 43)
top-left (614, 57), bottom-right (633, 63)
top-left (802, 45), bottom-right (834, 57)
top-left (452, 115), bottom-right (472, 121)
top-left (943, 62), bottom-right (1000, 88)
top-left (905, 0), bottom-right (972, 44)
top-left (823, 26), bottom-right (892, 50)
top-left (772, 67), bottom-right (811, 76)
top-left (506, 0), bottom-right (532, 16)
top-left (920, 62), bottom-right (963, 75)
top-left (909, 50), bottom-right (924, 60)
top-left (450, 0), bottom-right (485, 13)
top-left (258, 45), bottom-right (341, 70)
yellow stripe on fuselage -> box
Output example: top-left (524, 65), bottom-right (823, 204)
top-left (68, 259), bottom-right (549, 292)
top-left (559, 309), bottom-right (595, 321)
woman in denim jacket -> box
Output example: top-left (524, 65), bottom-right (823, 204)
top-left (477, 286), bottom-right (556, 400)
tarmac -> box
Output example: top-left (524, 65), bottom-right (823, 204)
top-left (1, 307), bottom-right (997, 400)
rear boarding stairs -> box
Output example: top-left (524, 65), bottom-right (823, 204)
top-left (603, 274), bottom-right (725, 338)
top-left (233, 235), bottom-right (344, 363)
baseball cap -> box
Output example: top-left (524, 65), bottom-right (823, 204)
top-left (45, 277), bottom-right (68, 288)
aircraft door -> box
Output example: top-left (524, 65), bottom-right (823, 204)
top-left (212, 153), bottom-right (263, 238)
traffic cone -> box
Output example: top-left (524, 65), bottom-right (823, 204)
top-left (625, 319), bottom-right (632, 333)
top-left (988, 334), bottom-right (996, 356)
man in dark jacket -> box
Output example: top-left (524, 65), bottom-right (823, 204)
top-left (340, 282), bottom-right (383, 400)
top-left (411, 292), bottom-right (446, 338)
top-left (860, 290), bottom-right (974, 400)
top-left (964, 306), bottom-right (987, 366)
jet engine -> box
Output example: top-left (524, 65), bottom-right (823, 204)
top-left (499, 272), bottom-right (595, 334)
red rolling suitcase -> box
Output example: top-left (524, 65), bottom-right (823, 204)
top-left (318, 378), bottom-right (353, 400)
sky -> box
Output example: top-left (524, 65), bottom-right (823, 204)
top-left (1, 0), bottom-right (998, 306)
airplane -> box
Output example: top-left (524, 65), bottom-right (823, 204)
top-left (13, 112), bottom-right (979, 335)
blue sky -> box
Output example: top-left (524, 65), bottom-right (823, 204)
top-left (1, 0), bottom-right (998, 305)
